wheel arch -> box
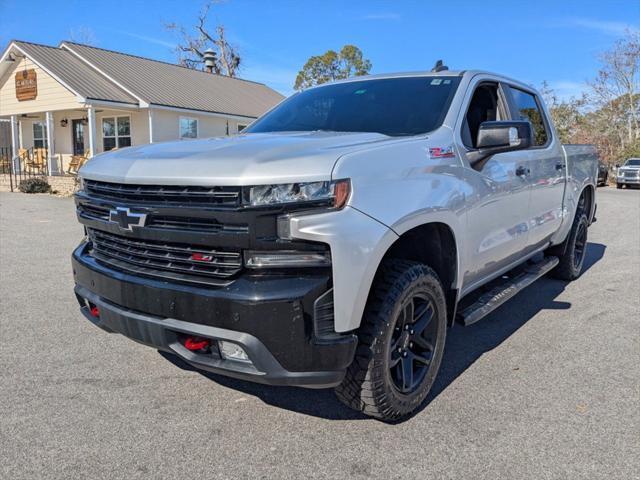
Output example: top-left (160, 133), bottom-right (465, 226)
top-left (580, 184), bottom-right (596, 223)
top-left (548, 183), bottom-right (595, 258)
top-left (375, 221), bottom-right (461, 326)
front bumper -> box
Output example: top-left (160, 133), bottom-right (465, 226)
top-left (617, 176), bottom-right (640, 185)
top-left (72, 243), bottom-right (357, 388)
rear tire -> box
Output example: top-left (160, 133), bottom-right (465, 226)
top-left (551, 212), bottom-right (589, 281)
top-left (335, 260), bottom-right (447, 422)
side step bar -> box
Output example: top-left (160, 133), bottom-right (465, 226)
top-left (458, 256), bottom-right (559, 326)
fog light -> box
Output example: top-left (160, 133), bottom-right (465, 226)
top-left (219, 341), bottom-right (251, 363)
top-left (244, 250), bottom-right (331, 268)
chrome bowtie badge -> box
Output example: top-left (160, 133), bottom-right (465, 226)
top-left (109, 207), bottom-right (147, 231)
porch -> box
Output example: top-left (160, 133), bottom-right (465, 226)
top-left (2, 104), bottom-right (149, 177)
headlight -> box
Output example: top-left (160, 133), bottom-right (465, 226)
top-left (247, 179), bottom-right (350, 208)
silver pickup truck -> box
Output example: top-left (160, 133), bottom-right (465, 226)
top-left (72, 68), bottom-right (598, 421)
top-left (616, 158), bottom-right (640, 188)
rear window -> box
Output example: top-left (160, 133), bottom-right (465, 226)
top-left (510, 88), bottom-right (549, 146)
top-left (246, 77), bottom-right (461, 137)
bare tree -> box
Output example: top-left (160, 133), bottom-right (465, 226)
top-left (539, 81), bottom-right (587, 144)
top-left (589, 30), bottom-right (640, 147)
top-left (165, 1), bottom-right (240, 76)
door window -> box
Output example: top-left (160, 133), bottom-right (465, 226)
top-left (102, 116), bottom-right (131, 151)
top-left (509, 88), bottom-right (549, 146)
top-left (462, 83), bottom-right (507, 148)
top-left (72, 120), bottom-right (85, 155)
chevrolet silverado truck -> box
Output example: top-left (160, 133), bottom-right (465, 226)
top-left (616, 158), bottom-right (640, 188)
top-left (72, 68), bottom-right (598, 421)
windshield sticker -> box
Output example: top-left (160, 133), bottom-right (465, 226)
top-left (443, 79), bottom-right (451, 85)
top-left (354, 89), bottom-right (367, 95)
top-left (429, 146), bottom-right (455, 158)
top-left (430, 79), bottom-right (443, 85)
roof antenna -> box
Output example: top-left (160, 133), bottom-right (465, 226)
top-left (431, 60), bottom-right (448, 72)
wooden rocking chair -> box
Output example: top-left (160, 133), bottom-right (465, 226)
top-left (68, 150), bottom-right (90, 174)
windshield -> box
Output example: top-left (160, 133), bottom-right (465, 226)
top-left (624, 159), bottom-right (640, 166)
top-left (246, 76), bottom-right (461, 137)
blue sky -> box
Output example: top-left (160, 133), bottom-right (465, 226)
top-left (0, 0), bottom-right (638, 97)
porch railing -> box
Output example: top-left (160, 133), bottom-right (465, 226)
top-left (0, 146), bottom-right (12, 175)
top-left (0, 146), bottom-right (62, 192)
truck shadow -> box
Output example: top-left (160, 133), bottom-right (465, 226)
top-left (160, 242), bottom-right (606, 422)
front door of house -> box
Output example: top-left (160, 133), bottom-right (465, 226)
top-left (72, 119), bottom-right (85, 156)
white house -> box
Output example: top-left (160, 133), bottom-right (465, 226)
top-left (0, 40), bottom-right (284, 176)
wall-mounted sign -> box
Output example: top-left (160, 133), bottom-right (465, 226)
top-left (15, 69), bottom-right (37, 101)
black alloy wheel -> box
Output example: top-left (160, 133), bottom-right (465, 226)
top-left (389, 294), bottom-right (438, 394)
top-left (573, 220), bottom-right (587, 271)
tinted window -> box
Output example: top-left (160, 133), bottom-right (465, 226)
top-left (246, 77), bottom-right (461, 137)
top-left (625, 159), bottom-right (640, 166)
top-left (510, 88), bottom-right (549, 146)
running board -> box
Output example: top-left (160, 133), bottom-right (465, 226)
top-left (458, 256), bottom-right (559, 326)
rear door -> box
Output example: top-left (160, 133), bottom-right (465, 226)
top-left (505, 86), bottom-right (565, 250)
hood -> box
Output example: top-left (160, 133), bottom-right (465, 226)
top-left (80, 131), bottom-right (396, 186)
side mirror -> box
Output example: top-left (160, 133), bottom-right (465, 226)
top-left (468, 120), bottom-right (533, 170)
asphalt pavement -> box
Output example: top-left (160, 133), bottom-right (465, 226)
top-left (0, 188), bottom-right (638, 479)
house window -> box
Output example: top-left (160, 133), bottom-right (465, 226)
top-left (33, 122), bottom-right (48, 148)
top-left (237, 124), bottom-right (248, 133)
top-left (102, 116), bottom-right (131, 151)
top-left (180, 117), bottom-right (198, 139)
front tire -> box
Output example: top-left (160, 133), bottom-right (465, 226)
top-left (617, 183), bottom-right (623, 189)
top-left (335, 260), bottom-right (447, 422)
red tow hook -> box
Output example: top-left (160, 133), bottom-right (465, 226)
top-left (184, 336), bottom-right (210, 352)
top-left (89, 306), bottom-right (100, 318)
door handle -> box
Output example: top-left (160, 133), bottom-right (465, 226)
top-left (516, 165), bottom-right (530, 177)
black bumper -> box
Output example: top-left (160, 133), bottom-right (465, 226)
top-left (72, 243), bottom-right (357, 388)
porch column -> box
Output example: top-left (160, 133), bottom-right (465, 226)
top-left (10, 115), bottom-right (19, 172)
top-left (148, 108), bottom-right (154, 143)
top-left (45, 111), bottom-right (56, 175)
top-left (87, 105), bottom-right (97, 158)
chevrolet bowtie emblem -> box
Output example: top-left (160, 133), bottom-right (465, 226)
top-left (109, 207), bottom-right (147, 231)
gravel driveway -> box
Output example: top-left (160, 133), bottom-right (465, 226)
top-left (1, 188), bottom-right (638, 479)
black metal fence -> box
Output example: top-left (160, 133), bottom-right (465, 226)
top-left (0, 146), bottom-right (52, 192)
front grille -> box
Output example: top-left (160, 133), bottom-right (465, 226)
top-left (624, 170), bottom-right (639, 178)
top-left (78, 202), bottom-right (249, 234)
top-left (84, 180), bottom-right (241, 207)
top-left (87, 228), bottom-right (242, 284)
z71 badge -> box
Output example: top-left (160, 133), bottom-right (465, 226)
top-left (429, 146), bottom-right (456, 158)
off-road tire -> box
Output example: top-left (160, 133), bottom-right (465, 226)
top-left (335, 260), bottom-right (447, 422)
top-left (551, 212), bottom-right (589, 281)
top-left (617, 183), bottom-right (622, 189)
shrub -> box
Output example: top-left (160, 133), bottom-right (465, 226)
top-left (18, 177), bottom-right (51, 194)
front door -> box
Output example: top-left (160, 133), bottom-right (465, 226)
top-left (72, 119), bottom-right (85, 156)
